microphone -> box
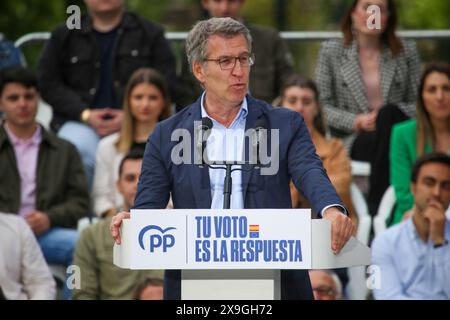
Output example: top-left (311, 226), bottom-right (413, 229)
top-left (253, 117), bottom-right (268, 166)
top-left (202, 116), bottom-right (213, 131)
top-left (197, 117), bottom-right (213, 166)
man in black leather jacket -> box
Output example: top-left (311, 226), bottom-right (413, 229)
top-left (37, 0), bottom-right (177, 187)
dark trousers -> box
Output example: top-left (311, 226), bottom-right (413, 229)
top-left (351, 105), bottom-right (409, 215)
top-left (368, 104), bottom-right (409, 215)
top-left (163, 269), bottom-right (314, 300)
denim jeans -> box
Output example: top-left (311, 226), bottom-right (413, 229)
top-left (37, 227), bottom-right (79, 299)
top-left (58, 121), bottom-right (100, 189)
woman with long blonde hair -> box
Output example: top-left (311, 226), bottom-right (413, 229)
top-left (93, 68), bottom-right (171, 217)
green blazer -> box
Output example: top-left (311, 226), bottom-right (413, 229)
top-left (389, 119), bottom-right (432, 225)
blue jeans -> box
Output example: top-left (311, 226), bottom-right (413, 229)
top-left (37, 227), bottom-right (79, 300)
top-left (58, 121), bottom-right (100, 189)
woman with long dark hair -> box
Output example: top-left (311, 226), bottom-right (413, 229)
top-left (315, 0), bottom-right (421, 214)
top-left (390, 62), bottom-right (450, 224)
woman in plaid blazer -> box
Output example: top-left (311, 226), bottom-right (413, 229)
top-left (315, 0), bottom-right (421, 214)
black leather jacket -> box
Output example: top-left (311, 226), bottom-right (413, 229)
top-left (38, 11), bottom-right (177, 131)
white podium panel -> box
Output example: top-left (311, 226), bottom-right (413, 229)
top-left (114, 209), bottom-right (371, 300)
top-left (118, 209), bottom-right (313, 270)
top-left (181, 270), bottom-right (280, 300)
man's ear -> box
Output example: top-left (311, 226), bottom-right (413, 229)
top-left (192, 61), bottom-right (206, 85)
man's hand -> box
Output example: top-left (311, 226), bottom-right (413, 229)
top-left (424, 200), bottom-right (446, 245)
top-left (25, 211), bottom-right (50, 236)
top-left (90, 109), bottom-right (123, 137)
top-left (323, 207), bottom-right (355, 254)
top-left (86, 109), bottom-right (111, 136)
top-left (110, 211), bottom-right (130, 245)
top-left (102, 109), bottom-right (123, 136)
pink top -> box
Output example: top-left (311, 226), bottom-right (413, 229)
top-left (360, 51), bottom-right (383, 112)
top-left (362, 68), bottom-right (383, 112)
top-left (4, 124), bottom-right (42, 218)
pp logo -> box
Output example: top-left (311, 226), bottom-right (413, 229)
top-left (138, 225), bottom-right (176, 253)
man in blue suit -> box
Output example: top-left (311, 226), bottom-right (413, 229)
top-left (111, 17), bottom-right (355, 299)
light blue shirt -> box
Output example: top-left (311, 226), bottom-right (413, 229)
top-left (200, 93), bottom-right (344, 216)
top-left (372, 217), bottom-right (450, 299)
top-left (201, 93), bottom-right (247, 209)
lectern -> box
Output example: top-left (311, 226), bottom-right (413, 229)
top-left (114, 209), bottom-right (370, 300)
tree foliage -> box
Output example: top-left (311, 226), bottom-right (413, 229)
top-left (1, 0), bottom-right (448, 73)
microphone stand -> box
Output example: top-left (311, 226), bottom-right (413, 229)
top-left (204, 161), bottom-right (264, 209)
top-left (198, 118), bottom-right (268, 209)
top-left (223, 164), bottom-right (232, 209)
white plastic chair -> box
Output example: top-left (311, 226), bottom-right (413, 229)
top-left (36, 99), bottom-right (53, 130)
top-left (77, 216), bottom-right (99, 232)
top-left (350, 161), bottom-right (371, 196)
top-left (346, 183), bottom-right (371, 300)
top-left (373, 186), bottom-right (396, 237)
top-left (351, 161), bottom-right (371, 177)
top-left (49, 264), bottom-right (66, 283)
top-left (350, 183), bottom-right (371, 246)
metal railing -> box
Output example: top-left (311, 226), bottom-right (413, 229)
top-left (14, 30), bottom-right (450, 48)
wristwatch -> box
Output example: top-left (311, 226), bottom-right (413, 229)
top-left (81, 109), bottom-right (91, 123)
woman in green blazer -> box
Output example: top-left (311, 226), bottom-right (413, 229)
top-left (390, 62), bottom-right (450, 225)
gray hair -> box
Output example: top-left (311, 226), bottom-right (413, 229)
top-left (185, 17), bottom-right (253, 72)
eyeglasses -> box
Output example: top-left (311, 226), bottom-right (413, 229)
top-left (312, 286), bottom-right (337, 297)
top-left (203, 53), bottom-right (255, 70)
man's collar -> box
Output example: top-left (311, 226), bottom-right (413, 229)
top-left (406, 216), bottom-right (420, 242)
top-left (0, 122), bottom-right (58, 150)
top-left (200, 92), bottom-right (248, 127)
top-left (406, 213), bottom-right (431, 245)
top-left (4, 122), bottom-right (41, 146)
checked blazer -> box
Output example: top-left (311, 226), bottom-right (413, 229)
top-left (315, 38), bottom-right (421, 145)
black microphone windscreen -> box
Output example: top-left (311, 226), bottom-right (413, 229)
top-left (201, 117), bottom-right (213, 130)
top-left (254, 117), bottom-right (268, 130)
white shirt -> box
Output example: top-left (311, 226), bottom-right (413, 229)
top-left (0, 213), bottom-right (56, 300)
top-left (200, 93), bottom-right (247, 209)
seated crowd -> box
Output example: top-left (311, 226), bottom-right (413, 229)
top-left (0, 0), bottom-right (448, 300)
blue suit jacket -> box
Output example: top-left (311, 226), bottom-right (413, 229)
top-left (134, 95), bottom-right (343, 300)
